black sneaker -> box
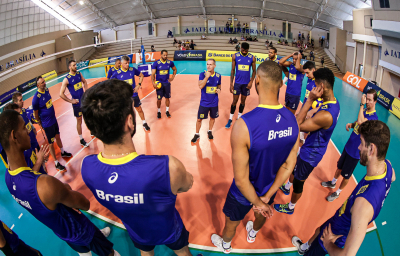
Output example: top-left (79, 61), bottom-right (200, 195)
top-left (166, 111), bottom-right (171, 118)
top-left (143, 123), bottom-right (150, 131)
top-left (157, 112), bottom-right (161, 119)
top-left (208, 131), bottom-right (214, 140)
top-left (55, 162), bottom-right (66, 171)
top-left (80, 139), bottom-right (88, 147)
top-left (191, 134), bottom-right (200, 143)
top-left (61, 151), bottom-right (72, 158)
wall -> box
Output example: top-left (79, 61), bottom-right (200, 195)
top-left (336, 28), bottom-right (348, 72)
top-left (381, 69), bottom-right (400, 98)
top-left (329, 27), bottom-right (337, 57)
top-left (353, 8), bottom-right (375, 36)
top-left (372, 0), bottom-right (400, 22)
top-left (346, 46), bottom-right (354, 73)
top-left (69, 31), bottom-right (97, 62)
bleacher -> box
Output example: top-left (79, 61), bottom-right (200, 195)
top-left (89, 35), bottom-right (341, 74)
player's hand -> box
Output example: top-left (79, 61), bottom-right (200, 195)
top-left (215, 88), bottom-right (221, 94)
top-left (308, 86), bottom-right (323, 102)
top-left (35, 144), bottom-right (50, 164)
top-left (71, 99), bottom-right (79, 104)
top-left (306, 111), bottom-right (313, 120)
top-left (168, 76), bottom-right (175, 82)
top-left (361, 94), bottom-right (366, 105)
top-left (253, 201), bottom-right (273, 218)
top-left (230, 84), bottom-right (234, 94)
top-left (133, 86), bottom-right (140, 93)
top-left (346, 123), bottom-right (352, 131)
top-left (247, 81), bottom-right (253, 89)
top-left (205, 71), bottom-right (212, 78)
top-left (259, 195), bottom-right (270, 205)
top-left (152, 82), bottom-right (157, 89)
top-left (321, 224), bottom-right (343, 248)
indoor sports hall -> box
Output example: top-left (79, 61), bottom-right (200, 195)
top-left (0, 1), bottom-right (399, 256)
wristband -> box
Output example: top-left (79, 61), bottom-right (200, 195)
top-left (360, 103), bottom-right (364, 106)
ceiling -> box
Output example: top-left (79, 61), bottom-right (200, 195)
top-left (41, 0), bottom-right (372, 32)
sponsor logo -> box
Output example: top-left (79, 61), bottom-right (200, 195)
top-left (268, 127), bottom-right (293, 140)
top-left (108, 172), bottom-right (118, 184)
top-left (12, 195), bottom-right (32, 210)
top-left (13, 182), bottom-right (16, 190)
top-left (96, 189), bottom-right (144, 204)
top-left (276, 114), bottom-right (281, 123)
top-left (343, 72), bottom-right (367, 92)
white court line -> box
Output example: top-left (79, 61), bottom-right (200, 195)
top-left (86, 210), bottom-right (126, 230)
top-left (10, 224), bottom-right (14, 230)
top-left (18, 213), bottom-right (23, 219)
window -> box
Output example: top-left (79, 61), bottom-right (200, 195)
top-left (379, 0), bottom-right (390, 8)
top-left (370, 18), bottom-right (373, 27)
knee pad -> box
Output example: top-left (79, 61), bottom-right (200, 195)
top-left (239, 104), bottom-right (245, 113)
top-left (230, 105), bottom-right (236, 114)
top-left (293, 178), bottom-right (305, 194)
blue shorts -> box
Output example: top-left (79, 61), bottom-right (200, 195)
top-left (133, 95), bottom-right (142, 108)
top-left (156, 82), bottom-right (171, 99)
top-left (223, 190), bottom-right (277, 221)
top-left (72, 104), bottom-right (82, 118)
top-left (132, 224), bottom-right (189, 252)
top-left (43, 122), bottom-right (60, 144)
top-left (67, 226), bottom-right (113, 256)
top-left (285, 93), bottom-right (300, 110)
top-left (293, 155), bottom-right (315, 181)
top-left (233, 83), bottom-right (250, 96)
top-left (337, 148), bottom-right (359, 179)
top-left (13, 240), bottom-right (42, 256)
top-left (198, 105), bottom-right (219, 119)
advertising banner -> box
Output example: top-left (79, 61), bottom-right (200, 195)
top-left (89, 58), bottom-right (109, 68)
top-left (206, 50), bottom-right (235, 62)
top-left (42, 70), bottom-right (57, 81)
top-left (389, 98), bottom-right (400, 119)
top-left (0, 87), bottom-right (19, 106)
top-left (343, 71), bottom-right (368, 92)
top-left (174, 50), bottom-right (207, 61)
top-left (363, 82), bottom-right (394, 110)
top-left (131, 52), bottom-right (161, 63)
top-left (76, 60), bottom-right (89, 69)
top-left (108, 54), bottom-right (133, 64)
top-left (18, 77), bottom-right (37, 93)
top-left (104, 65), bottom-right (113, 77)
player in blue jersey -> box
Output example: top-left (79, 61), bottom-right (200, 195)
top-left (211, 61), bottom-right (300, 253)
top-left (151, 50), bottom-right (177, 119)
top-left (322, 89), bottom-right (378, 202)
top-left (274, 68), bottom-right (340, 215)
top-left (111, 55), bottom-right (150, 131)
top-left (279, 52), bottom-right (305, 114)
top-left (225, 42), bottom-right (256, 129)
top-left (80, 79), bottom-right (198, 256)
top-left (0, 219), bottom-right (42, 256)
top-left (60, 60), bottom-right (89, 147)
top-left (292, 120), bottom-right (395, 256)
top-left (12, 92), bottom-right (39, 151)
top-left (191, 59), bottom-right (221, 143)
top-left (266, 47), bottom-right (289, 100)
top-left (106, 58), bottom-right (121, 79)
top-left (0, 110), bottom-right (120, 256)
top-left (33, 76), bottom-right (72, 171)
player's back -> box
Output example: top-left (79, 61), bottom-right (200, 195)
top-left (235, 52), bottom-right (253, 84)
top-left (229, 104), bottom-right (299, 205)
top-left (81, 153), bottom-right (183, 245)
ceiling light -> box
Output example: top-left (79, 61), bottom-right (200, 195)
top-left (79, 0), bottom-right (85, 5)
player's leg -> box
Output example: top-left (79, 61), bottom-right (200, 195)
top-left (134, 96), bottom-right (150, 131)
top-left (292, 226), bottom-right (323, 255)
top-left (285, 94), bottom-right (297, 115)
top-left (53, 122), bottom-right (72, 158)
top-left (86, 226), bottom-right (119, 256)
top-left (192, 106), bottom-right (207, 143)
top-left (44, 124), bottom-right (66, 171)
top-left (167, 226), bottom-right (194, 256)
top-left (164, 83), bottom-right (172, 118)
top-left (73, 106), bottom-right (87, 146)
top-left (226, 92), bottom-right (239, 129)
top-left (156, 91), bottom-right (163, 119)
top-left (238, 94), bottom-right (247, 119)
top-left (208, 106), bottom-right (218, 140)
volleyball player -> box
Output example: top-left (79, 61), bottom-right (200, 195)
top-left (80, 79), bottom-right (198, 256)
top-left (211, 61), bottom-right (299, 253)
top-left (0, 110), bottom-right (119, 256)
top-left (60, 60), bottom-right (89, 147)
top-left (151, 50), bottom-right (177, 119)
top-left (33, 76), bottom-right (72, 171)
top-left (321, 90), bottom-right (378, 202)
top-left (292, 120), bottom-right (395, 256)
top-left (225, 42), bottom-right (256, 129)
top-left (191, 59), bottom-right (221, 143)
top-left (0, 219), bottom-right (42, 256)
top-left (274, 68), bottom-right (340, 215)
top-left (111, 55), bottom-right (150, 131)
top-left (266, 47), bottom-right (289, 99)
top-left (107, 58), bottom-right (121, 79)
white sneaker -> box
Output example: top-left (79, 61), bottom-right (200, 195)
top-left (211, 234), bottom-right (232, 254)
top-left (100, 227), bottom-right (111, 238)
top-left (246, 221), bottom-right (256, 243)
top-left (291, 236), bottom-right (307, 255)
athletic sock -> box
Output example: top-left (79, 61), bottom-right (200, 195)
top-left (300, 241), bottom-right (309, 251)
top-left (195, 133), bottom-right (200, 136)
top-left (79, 135), bottom-right (83, 140)
top-left (222, 240), bottom-right (231, 249)
top-left (55, 160), bottom-right (59, 165)
top-left (166, 107), bottom-right (169, 112)
top-left (332, 178), bottom-right (337, 184)
top-left (208, 130), bottom-right (212, 133)
top-left (288, 202), bottom-right (296, 210)
top-left (142, 120), bottom-right (146, 124)
top-left (230, 105), bottom-right (236, 115)
top-left (238, 113), bottom-right (242, 118)
top-left (239, 104), bottom-right (245, 114)
top-left (249, 228), bottom-right (259, 237)
top-left (229, 114), bottom-right (234, 120)
top-left (285, 181), bottom-right (292, 190)
top-left (158, 108), bottom-right (161, 113)
top-left (336, 188), bottom-right (342, 195)
top-left (60, 148), bottom-right (65, 153)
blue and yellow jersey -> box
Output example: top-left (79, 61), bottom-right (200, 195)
top-left (32, 88), bottom-right (57, 128)
top-left (199, 71), bottom-right (221, 108)
top-left (344, 110), bottom-right (378, 159)
top-left (286, 63), bottom-right (304, 96)
top-left (300, 99), bottom-right (340, 167)
top-left (267, 55), bottom-right (280, 64)
top-left (152, 59), bottom-right (175, 83)
top-left (303, 78), bottom-right (316, 103)
top-left (0, 220), bottom-right (20, 253)
top-left (24, 148), bottom-right (46, 174)
top-left (318, 159), bottom-right (393, 251)
top-left (20, 108), bottom-right (39, 150)
top-left (229, 104), bottom-right (299, 205)
top-left (81, 153), bottom-right (184, 245)
top-left (66, 72), bottom-right (84, 102)
top-left (5, 166), bottom-right (95, 245)
top-left (235, 52), bottom-right (254, 84)
top-left (111, 67), bottom-right (141, 97)
top-left (107, 67), bottom-right (119, 79)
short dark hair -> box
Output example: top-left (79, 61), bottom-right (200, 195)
top-left (0, 110), bottom-right (21, 151)
top-left (367, 89), bottom-right (378, 102)
top-left (359, 120), bottom-right (390, 160)
top-left (121, 55), bottom-right (130, 62)
top-left (270, 47), bottom-right (277, 53)
top-left (4, 103), bottom-right (20, 111)
top-left (115, 58), bottom-right (121, 63)
top-left (257, 61), bottom-right (282, 92)
top-left (161, 50), bottom-right (168, 55)
top-left (313, 67), bottom-right (335, 89)
top-left (81, 79), bottom-right (135, 145)
top-left (303, 61), bottom-right (315, 71)
top-left (36, 75), bottom-right (43, 87)
top-left (12, 92), bottom-right (22, 103)
top-left (241, 42), bottom-right (249, 50)
top-left (207, 58), bottom-right (216, 65)
top-left (68, 59), bottom-right (76, 67)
